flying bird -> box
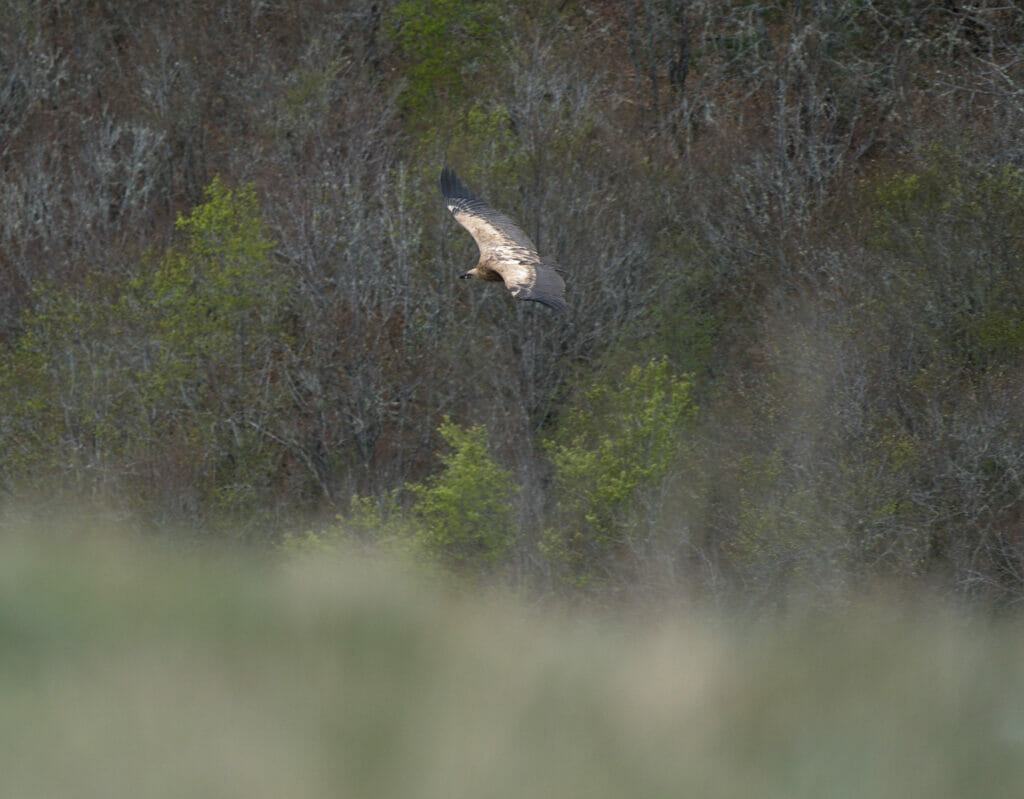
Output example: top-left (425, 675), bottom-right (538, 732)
top-left (440, 167), bottom-right (567, 313)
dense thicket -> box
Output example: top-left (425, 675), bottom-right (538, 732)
top-left (3, 0), bottom-right (1024, 606)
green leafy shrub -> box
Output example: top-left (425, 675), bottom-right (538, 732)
top-left (135, 177), bottom-right (290, 525)
top-left (409, 418), bottom-right (518, 572)
top-left (285, 423), bottom-right (519, 574)
top-left (281, 492), bottom-right (415, 557)
top-left (0, 178), bottom-right (291, 529)
top-left (869, 154), bottom-right (1024, 371)
top-left (0, 276), bottom-right (139, 490)
top-left (387, 0), bottom-right (506, 119)
top-left (545, 359), bottom-right (696, 583)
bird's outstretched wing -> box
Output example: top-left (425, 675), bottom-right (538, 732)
top-left (441, 167), bottom-right (567, 313)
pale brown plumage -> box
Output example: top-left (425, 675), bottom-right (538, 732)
top-left (440, 167), bottom-right (567, 313)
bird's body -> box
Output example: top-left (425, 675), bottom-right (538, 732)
top-left (440, 167), bottom-right (567, 313)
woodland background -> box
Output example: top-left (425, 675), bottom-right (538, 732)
top-left (4, 0), bottom-right (1024, 607)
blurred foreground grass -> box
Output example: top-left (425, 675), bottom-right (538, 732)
top-left (1, 515), bottom-right (1023, 798)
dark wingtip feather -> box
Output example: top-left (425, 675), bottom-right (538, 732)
top-left (440, 167), bottom-right (476, 202)
top-left (539, 299), bottom-right (569, 314)
top-left (545, 297), bottom-right (569, 314)
top-left (440, 166), bottom-right (454, 196)
top-left (520, 293), bottom-right (568, 314)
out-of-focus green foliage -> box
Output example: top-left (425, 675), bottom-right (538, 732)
top-left (7, 524), bottom-right (1024, 798)
top-left (280, 492), bottom-right (413, 557)
top-left (409, 418), bottom-right (518, 571)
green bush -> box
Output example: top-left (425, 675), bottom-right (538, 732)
top-left (281, 492), bottom-right (415, 557)
top-left (0, 178), bottom-right (291, 529)
top-left (137, 177), bottom-right (290, 525)
top-left (409, 418), bottom-right (518, 572)
top-left (0, 276), bottom-right (138, 490)
top-left (284, 421), bottom-right (518, 574)
top-left (869, 154), bottom-right (1024, 371)
top-left (387, 0), bottom-right (506, 119)
top-left (545, 359), bottom-right (697, 582)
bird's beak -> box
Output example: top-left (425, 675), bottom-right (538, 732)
top-left (459, 273), bottom-right (471, 280)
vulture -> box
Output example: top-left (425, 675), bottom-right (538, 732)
top-left (440, 167), bottom-right (567, 313)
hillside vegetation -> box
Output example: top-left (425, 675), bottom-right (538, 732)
top-left (3, 0), bottom-right (1024, 605)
